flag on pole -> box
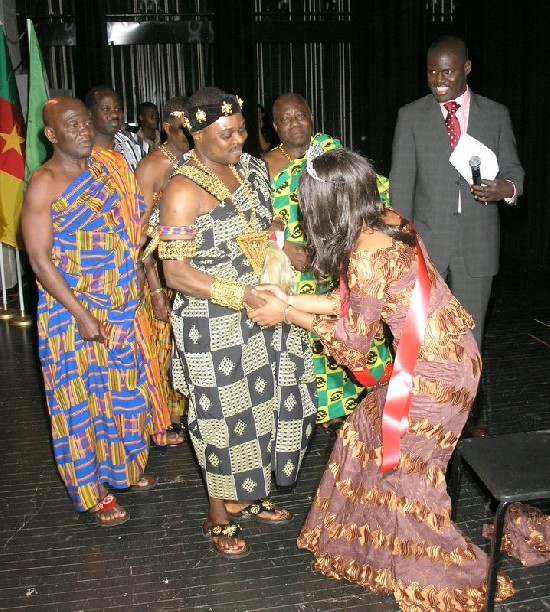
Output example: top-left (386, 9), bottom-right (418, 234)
top-left (25, 19), bottom-right (49, 183)
top-left (0, 25), bottom-right (25, 249)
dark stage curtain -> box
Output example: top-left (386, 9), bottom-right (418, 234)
top-left (16, 0), bottom-right (549, 270)
top-left (463, 0), bottom-right (550, 271)
top-left (352, 0), bottom-right (425, 175)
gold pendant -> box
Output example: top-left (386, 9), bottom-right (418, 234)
top-left (236, 231), bottom-right (268, 277)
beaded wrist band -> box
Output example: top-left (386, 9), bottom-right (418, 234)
top-left (283, 303), bottom-right (292, 324)
top-left (158, 239), bottom-right (197, 260)
top-left (210, 278), bottom-right (246, 311)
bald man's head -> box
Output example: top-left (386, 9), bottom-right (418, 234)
top-left (43, 96), bottom-right (94, 159)
top-left (43, 96), bottom-right (88, 127)
top-left (272, 93), bottom-right (311, 118)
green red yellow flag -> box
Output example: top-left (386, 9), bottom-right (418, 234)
top-left (25, 20), bottom-right (49, 183)
top-left (0, 25), bottom-right (25, 248)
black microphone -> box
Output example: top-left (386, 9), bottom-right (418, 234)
top-left (469, 156), bottom-right (482, 186)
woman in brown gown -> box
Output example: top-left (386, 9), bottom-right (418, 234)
top-left (248, 148), bottom-right (515, 611)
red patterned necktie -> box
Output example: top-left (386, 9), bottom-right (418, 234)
top-left (444, 101), bottom-right (461, 149)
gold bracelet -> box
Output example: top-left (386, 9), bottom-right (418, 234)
top-left (210, 278), bottom-right (246, 311)
top-left (158, 239), bottom-right (197, 260)
top-left (150, 287), bottom-right (164, 297)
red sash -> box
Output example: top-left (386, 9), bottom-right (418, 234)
top-left (340, 240), bottom-right (431, 473)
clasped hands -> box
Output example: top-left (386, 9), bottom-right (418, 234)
top-left (246, 284), bottom-right (290, 327)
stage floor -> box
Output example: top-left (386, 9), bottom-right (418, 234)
top-left (1, 261), bottom-right (549, 611)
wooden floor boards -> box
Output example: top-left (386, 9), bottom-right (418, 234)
top-left (1, 262), bottom-right (549, 611)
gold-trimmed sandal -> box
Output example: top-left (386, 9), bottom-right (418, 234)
top-left (226, 498), bottom-right (293, 525)
top-left (202, 520), bottom-right (251, 560)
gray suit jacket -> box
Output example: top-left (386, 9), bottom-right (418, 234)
top-left (389, 91), bottom-right (524, 277)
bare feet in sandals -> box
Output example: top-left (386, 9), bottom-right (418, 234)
top-left (89, 493), bottom-right (129, 527)
top-left (130, 474), bottom-right (156, 491)
top-left (225, 498), bottom-right (293, 524)
top-left (166, 422), bottom-right (185, 446)
top-left (202, 519), bottom-right (250, 559)
top-left (205, 497), bottom-right (251, 559)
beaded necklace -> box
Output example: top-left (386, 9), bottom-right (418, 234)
top-left (158, 144), bottom-right (180, 168)
top-left (276, 143), bottom-right (294, 163)
top-left (190, 150), bottom-right (258, 233)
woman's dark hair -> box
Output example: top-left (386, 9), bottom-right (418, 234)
top-left (298, 148), bottom-right (415, 281)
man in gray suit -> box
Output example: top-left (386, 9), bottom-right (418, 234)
top-left (390, 36), bottom-right (524, 352)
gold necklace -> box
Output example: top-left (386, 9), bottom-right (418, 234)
top-left (189, 151), bottom-right (267, 276)
top-left (190, 151), bottom-right (257, 231)
top-left (277, 144), bottom-right (294, 163)
top-left (159, 144), bottom-right (180, 168)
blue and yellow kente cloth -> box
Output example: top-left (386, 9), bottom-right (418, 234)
top-left (36, 148), bottom-right (154, 511)
top-left (270, 133), bottom-right (392, 424)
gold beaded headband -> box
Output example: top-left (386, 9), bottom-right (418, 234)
top-left (182, 95), bottom-right (244, 132)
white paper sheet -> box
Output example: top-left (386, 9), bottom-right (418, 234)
top-left (449, 133), bottom-right (499, 184)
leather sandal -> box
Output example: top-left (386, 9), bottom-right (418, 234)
top-left (165, 423), bottom-right (185, 446)
top-left (89, 494), bottom-right (129, 527)
top-left (202, 520), bottom-right (251, 560)
top-left (226, 498), bottom-right (293, 525)
top-left (130, 474), bottom-right (157, 491)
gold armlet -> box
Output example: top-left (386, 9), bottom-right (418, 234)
top-left (158, 239), bottom-right (197, 260)
top-left (210, 278), bottom-right (246, 311)
top-left (140, 231), bottom-right (160, 262)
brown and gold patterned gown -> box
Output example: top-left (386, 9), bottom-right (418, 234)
top-left (297, 236), bottom-right (515, 611)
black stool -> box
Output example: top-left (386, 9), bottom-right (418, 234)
top-left (449, 430), bottom-right (550, 611)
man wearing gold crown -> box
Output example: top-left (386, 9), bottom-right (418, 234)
top-left (156, 87), bottom-right (317, 560)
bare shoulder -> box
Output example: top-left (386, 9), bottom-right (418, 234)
top-left (136, 148), bottom-right (166, 172)
top-left (24, 164), bottom-right (58, 210)
top-left (160, 174), bottom-right (203, 224)
top-left (135, 150), bottom-right (169, 183)
top-left (163, 173), bottom-right (201, 199)
top-left (262, 149), bottom-right (285, 180)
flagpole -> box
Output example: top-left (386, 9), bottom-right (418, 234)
top-left (9, 246), bottom-right (32, 327)
top-left (0, 243), bottom-right (17, 320)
